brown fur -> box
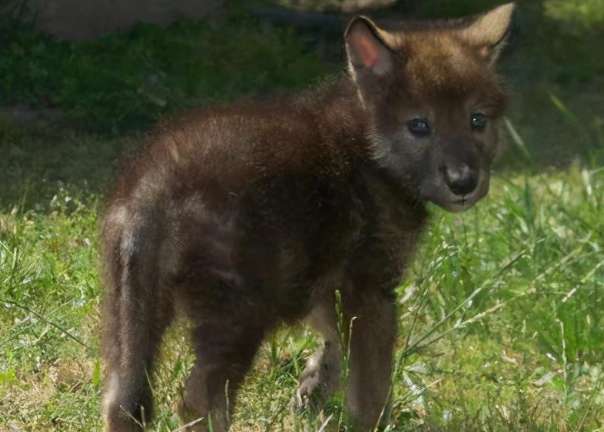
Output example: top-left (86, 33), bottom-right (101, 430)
top-left (101, 4), bottom-right (515, 431)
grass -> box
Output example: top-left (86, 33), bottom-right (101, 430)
top-left (1, 0), bottom-right (604, 430)
top-left (0, 7), bottom-right (329, 132)
top-left (2, 143), bottom-right (603, 431)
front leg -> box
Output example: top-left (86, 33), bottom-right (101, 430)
top-left (342, 287), bottom-right (396, 431)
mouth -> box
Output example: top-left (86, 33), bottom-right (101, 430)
top-left (426, 185), bottom-right (487, 213)
top-left (442, 198), bottom-right (475, 213)
top-left (441, 184), bottom-right (489, 212)
top-left (420, 174), bottom-right (490, 213)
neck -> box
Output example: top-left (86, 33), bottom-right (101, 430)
top-left (296, 75), bottom-right (370, 153)
top-left (312, 77), bottom-right (426, 213)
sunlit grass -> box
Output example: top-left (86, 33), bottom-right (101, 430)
top-left (1, 132), bottom-right (603, 430)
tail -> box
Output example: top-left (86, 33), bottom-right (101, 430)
top-left (100, 204), bottom-right (171, 429)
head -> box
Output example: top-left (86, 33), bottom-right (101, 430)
top-left (345, 3), bottom-right (515, 212)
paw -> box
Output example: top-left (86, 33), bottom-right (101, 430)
top-left (295, 368), bottom-right (322, 410)
top-left (294, 359), bottom-right (340, 411)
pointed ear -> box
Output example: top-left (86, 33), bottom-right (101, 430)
top-left (460, 2), bottom-right (515, 65)
top-left (345, 16), bottom-right (394, 77)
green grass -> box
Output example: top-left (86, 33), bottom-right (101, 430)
top-left (0, 7), bottom-right (329, 132)
top-left (1, 0), bottom-right (604, 430)
top-left (2, 133), bottom-right (603, 430)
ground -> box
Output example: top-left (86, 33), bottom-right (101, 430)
top-left (0, 1), bottom-right (603, 430)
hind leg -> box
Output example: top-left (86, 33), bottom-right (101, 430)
top-left (178, 317), bottom-right (264, 432)
top-left (295, 291), bottom-right (342, 411)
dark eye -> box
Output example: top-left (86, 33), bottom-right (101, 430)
top-left (407, 118), bottom-right (431, 137)
top-left (470, 112), bottom-right (488, 131)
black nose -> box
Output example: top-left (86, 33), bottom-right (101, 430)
top-left (443, 164), bottom-right (478, 196)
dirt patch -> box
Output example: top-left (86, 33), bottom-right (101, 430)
top-left (29, 0), bottom-right (223, 40)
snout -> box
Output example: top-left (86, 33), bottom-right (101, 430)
top-left (442, 164), bottom-right (478, 197)
top-left (420, 163), bottom-right (489, 213)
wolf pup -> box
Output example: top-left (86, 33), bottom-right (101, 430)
top-left (101, 3), bottom-right (515, 431)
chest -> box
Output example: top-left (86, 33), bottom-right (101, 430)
top-left (344, 172), bottom-right (427, 289)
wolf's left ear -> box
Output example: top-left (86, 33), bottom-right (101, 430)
top-left (460, 2), bottom-right (515, 66)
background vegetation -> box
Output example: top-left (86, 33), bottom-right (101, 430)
top-left (0, 0), bottom-right (603, 430)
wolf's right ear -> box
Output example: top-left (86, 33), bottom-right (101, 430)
top-left (345, 16), bottom-right (394, 78)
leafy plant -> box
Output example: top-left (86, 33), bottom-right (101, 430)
top-left (0, 11), bottom-right (329, 132)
